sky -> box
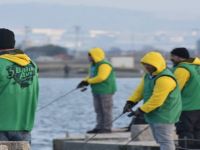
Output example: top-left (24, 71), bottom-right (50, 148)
top-left (0, 0), bottom-right (200, 15)
top-left (0, 0), bottom-right (199, 21)
top-left (0, 0), bottom-right (199, 50)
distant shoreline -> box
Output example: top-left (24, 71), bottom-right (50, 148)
top-left (38, 70), bottom-right (142, 78)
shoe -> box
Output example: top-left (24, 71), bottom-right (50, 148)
top-left (86, 128), bottom-right (101, 134)
top-left (98, 129), bottom-right (112, 133)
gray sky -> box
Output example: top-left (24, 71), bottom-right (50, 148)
top-left (0, 0), bottom-right (199, 50)
top-left (0, 0), bottom-right (199, 13)
top-left (1, 0), bottom-right (199, 21)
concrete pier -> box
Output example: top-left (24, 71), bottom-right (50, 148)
top-left (0, 141), bottom-right (30, 150)
top-left (53, 127), bottom-right (159, 150)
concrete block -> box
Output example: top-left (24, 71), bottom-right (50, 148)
top-left (0, 142), bottom-right (30, 150)
top-left (61, 141), bottom-right (159, 150)
top-left (0, 145), bottom-right (8, 150)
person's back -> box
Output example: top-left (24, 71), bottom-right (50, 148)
top-left (170, 47), bottom-right (200, 149)
top-left (0, 28), bottom-right (39, 143)
top-left (0, 57), bottom-right (39, 130)
top-left (173, 59), bottom-right (200, 110)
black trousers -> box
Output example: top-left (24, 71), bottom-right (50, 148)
top-left (176, 110), bottom-right (200, 149)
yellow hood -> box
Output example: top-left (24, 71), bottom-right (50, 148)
top-left (0, 54), bottom-right (31, 66)
top-left (180, 57), bottom-right (200, 66)
top-left (141, 51), bottom-right (166, 74)
top-left (191, 57), bottom-right (200, 65)
top-left (89, 47), bottom-right (105, 63)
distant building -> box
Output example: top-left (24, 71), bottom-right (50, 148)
top-left (110, 56), bottom-right (135, 69)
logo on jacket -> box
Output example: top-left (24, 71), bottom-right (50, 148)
top-left (6, 63), bottom-right (36, 88)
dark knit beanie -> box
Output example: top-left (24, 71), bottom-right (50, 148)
top-left (171, 47), bottom-right (190, 59)
top-left (0, 28), bottom-right (15, 49)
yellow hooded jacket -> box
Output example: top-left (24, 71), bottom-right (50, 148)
top-left (174, 57), bottom-right (200, 90)
top-left (85, 48), bottom-right (112, 84)
top-left (0, 50), bottom-right (39, 131)
top-left (128, 52), bottom-right (177, 113)
top-left (0, 53), bottom-right (31, 66)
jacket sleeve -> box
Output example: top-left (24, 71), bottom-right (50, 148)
top-left (140, 76), bottom-right (176, 113)
top-left (128, 78), bottom-right (144, 103)
top-left (174, 68), bottom-right (190, 90)
top-left (86, 64), bottom-right (112, 84)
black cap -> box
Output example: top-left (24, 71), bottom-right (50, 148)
top-left (171, 47), bottom-right (190, 59)
top-left (0, 28), bottom-right (15, 49)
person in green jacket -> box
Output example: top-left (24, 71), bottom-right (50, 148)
top-left (123, 51), bottom-right (182, 150)
top-left (170, 47), bottom-right (200, 149)
top-left (0, 28), bottom-right (39, 143)
top-left (77, 47), bottom-right (117, 133)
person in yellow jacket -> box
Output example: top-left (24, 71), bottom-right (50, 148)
top-left (170, 47), bottom-right (200, 149)
top-left (77, 47), bottom-right (117, 133)
top-left (123, 51), bottom-right (181, 150)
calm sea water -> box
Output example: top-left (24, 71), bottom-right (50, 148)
top-left (32, 78), bottom-right (140, 150)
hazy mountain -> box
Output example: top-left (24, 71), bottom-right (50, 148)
top-left (0, 3), bottom-right (199, 32)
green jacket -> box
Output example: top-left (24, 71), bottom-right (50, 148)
top-left (90, 60), bottom-right (117, 94)
top-left (175, 63), bottom-right (200, 111)
top-left (143, 69), bottom-right (182, 123)
top-left (0, 56), bottom-right (39, 131)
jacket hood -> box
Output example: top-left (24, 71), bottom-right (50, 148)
top-left (180, 57), bottom-right (200, 66)
top-left (141, 51), bottom-right (166, 74)
top-left (89, 47), bottom-right (105, 63)
top-left (0, 54), bottom-right (31, 66)
top-left (190, 57), bottom-right (200, 65)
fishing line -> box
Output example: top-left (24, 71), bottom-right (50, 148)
top-left (37, 88), bottom-right (78, 112)
top-left (84, 113), bottom-right (124, 143)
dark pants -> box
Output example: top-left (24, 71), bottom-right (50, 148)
top-left (0, 131), bottom-right (31, 144)
top-left (176, 110), bottom-right (200, 149)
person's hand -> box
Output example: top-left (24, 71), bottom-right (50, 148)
top-left (127, 108), bottom-right (144, 117)
top-left (76, 80), bottom-right (89, 89)
top-left (123, 101), bottom-right (137, 113)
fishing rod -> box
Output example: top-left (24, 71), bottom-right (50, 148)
top-left (84, 95), bottom-right (135, 143)
top-left (125, 124), bottom-right (149, 145)
top-left (125, 112), bottom-right (200, 150)
top-left (84, 110), bottom-right (147, 150)
top-left (119, 110), bottom-right (150, 146)
top-left (84, 112), bottom-right (124, 143)
top-left (37, 87), bottom-right (87, 112)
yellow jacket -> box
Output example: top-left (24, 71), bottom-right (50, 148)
top-left (129, 52), bottom-right (177, 113)
top-left (174, 58), bottom-right (200, 90)
top-left (85, 48), bottom-right (112, 84)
